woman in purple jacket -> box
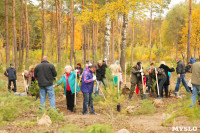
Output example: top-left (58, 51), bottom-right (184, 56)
top-left (81, 64), bottom-right (97, 115)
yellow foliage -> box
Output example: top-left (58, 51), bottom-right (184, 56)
top-left (74, 23), bottom-right (82, 50)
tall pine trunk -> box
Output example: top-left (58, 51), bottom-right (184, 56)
top-left (12, 0), bottom-right (17, 70)
top-left (158, 0), bottom-right (163, 63)
top-left (66, 14), bottom-right (69, 63)
top-left (120, 13), bottom-right (128, 72)
top-left (50, 6), bottom-right (53, 62)
top-left (19, 0), bottom-right (24, 69)
top-left (41, 0), bottom-right (45, 60)
top-left (131, 21), bottom-right (134, 64)
top-left (82, 0), bottom-right (86, 65)
top-left (58, 0), bottom-right (61, 62)
top-left (187, 0), bottom-right (192, 63)
top-left (149, 5), bottom-right (152, 63)
top-left (70, 0), bottom-right (75, 66)
top-left (25, 0), bottom-right (29, 69)
top-left (92, 23), bottom-right (95, 61)
top-left (5, 0), bottom-right (10, 65)
top-left (111, 19), bottom-right (115, 63)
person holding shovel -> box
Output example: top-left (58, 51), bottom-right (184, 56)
top-left (148, 68), bottom-right (167, 98)
top-left (159, 61), bottom-right (175, 98)
top-left (55, 65), bottom-right (80, 112)
top-left (4, 63), bottom-right (17, 92)
top-left (81, 64), bottom-right (98, 115)
top-left (129, 62), bottom-right (144, 100)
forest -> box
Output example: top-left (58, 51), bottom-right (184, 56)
top-left (0, 0), bottom-right (200, 70)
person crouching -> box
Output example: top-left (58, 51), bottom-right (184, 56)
top-left (55, 65), bottom-right (80, 112)
top-left (81, 64), bottom-right (98, 115)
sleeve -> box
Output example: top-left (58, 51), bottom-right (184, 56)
top-left (14, 69), bottom-right (17, 80)
top-left (166, 66), bottom-right (175, 72)
top-left (83, 71), bottom-right (94, 83)
top-left (51, 65), bottom-right (57, 77)
top-left (4, 69), bottom-right (8, 77)
top-left (56, 76), bottom-right (64, 86)
top-left (132, 67), bottom-right (140, 74)
top-left (34, 66), bottom-right (38, 78)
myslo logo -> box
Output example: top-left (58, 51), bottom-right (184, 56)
top-left (172, 126), bottom-right (198, 132)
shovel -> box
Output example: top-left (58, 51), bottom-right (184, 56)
top-left (155, 68), bottom-right (162, 99)
top-left (122, 63), bottom-right (130, 94)
top-left (117, 75), bottom-right (121, 112)
top-left (96, 80), bottom-right (107, 101)
top-left (141, 64), bottom-right (149, 99)
top-left (73, 71), bottom-right (77, 113)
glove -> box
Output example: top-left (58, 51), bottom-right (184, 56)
top-left (93, 75), bottom-right (96, 81)
top-left (74, 69), bottom-right (79, 72)
top-left (53, 84), bottom-right (57, 88)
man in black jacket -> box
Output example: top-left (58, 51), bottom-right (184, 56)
top-left (4, 63), bottom-right (17, 92)
top-left (34, 56), bottom-right (57, 109)
top-left (159, 61), bottom-right (175, 97)
top-left (95, 60), bottom-right (107, 96)
top-left (174, 58), bottom-right (190, 93)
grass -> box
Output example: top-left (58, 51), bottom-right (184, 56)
top-left (163, 93), bottom-right (200, 126)
top-left (133, 99), bottom-right (156, 115)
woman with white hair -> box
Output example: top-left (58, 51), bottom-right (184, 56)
top-left (55, 65), bottom-right (80, 112)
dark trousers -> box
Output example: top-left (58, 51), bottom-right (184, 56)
top-left (8, 80), bottom-right (17, 92)
top-left (155, 76), bottom-right (167, 98)
top-left (163, 85), bottom-right (169, 97)
top-left (83, 92), bottom-right (94, 114)
top-left (66, 91), bottom-right (75, 112)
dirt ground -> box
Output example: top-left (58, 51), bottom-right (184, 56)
top-left (0, 72), bottom-right (200, 133)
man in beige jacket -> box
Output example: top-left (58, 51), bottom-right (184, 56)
top-left (190, 62), bottom-right (200, 107)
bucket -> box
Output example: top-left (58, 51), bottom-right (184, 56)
top-left (143, 93), bottom-right (149, 99)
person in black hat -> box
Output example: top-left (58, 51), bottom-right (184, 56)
top-left (129, 62), bottom-right (144, 100)
top-left (4, 63), bottom-right (17, 92)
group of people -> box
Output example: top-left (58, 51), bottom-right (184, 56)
top-left (4, 55), bottom-right (200, 114)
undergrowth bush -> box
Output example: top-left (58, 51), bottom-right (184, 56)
top-left (85, 124), bottom-right (114, 133)
top-left (134, 99), bottom-right (156, 115)
top-left (59, 123), bottom-right (82, 133)
top-left (37, 108), bottom-right (66, 123)
top-left (30, 80), bottom-right (39, 98)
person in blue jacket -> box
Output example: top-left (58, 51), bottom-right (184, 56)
top-left (81, 64), bottom-right (98, 115)
top-left (55, 65), bottom-right (80, 112)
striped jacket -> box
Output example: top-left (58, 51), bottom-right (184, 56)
top-left (81, 66), bottom-right (95, 93)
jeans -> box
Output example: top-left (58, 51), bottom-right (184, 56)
top-left (191, 85), bottom-right (200, 105)
top-left (8, 80), bottom-right (17, 92)
top-left (175, 74), bottom-right (190, 92)
top-left (95, 80), bottom-right (102, 96)
top-left (40, 85), bottom-right (56, 109)
top-left (83, 92), bottom-right (95, 114)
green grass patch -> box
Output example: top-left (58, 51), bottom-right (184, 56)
top-left (134, 99), bottom-right (156, 115)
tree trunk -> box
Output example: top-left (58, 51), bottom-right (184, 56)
top-left (70, 0), bottom-right (74, 66)
top-left (58, 0), bottom-right (61, 62)
top-left (103, 14), bottom-right (111, 62)
top-left (50, 6), bottom-right (53, 62)
top-left (12, 0), bottom-right (17, 70)
top-left (41, 0), bottom-right (45, 60)
top-left (83, 25), bottom-right (86, 64)
top-left (117, 16), bottom-right (122, 61)
top-left (25, 0), bottom-right (30, 70)
top-left (55, 0), bottom-right (58, 63)
top-left (92, 23), bottom-right (95, 61)
top-left (120, 13), bottom-right (128, 72)
top-left (149, 5), bottom-right (152, 63)
top-left (19, 0), bottom-right (24, 69)
top-left (87, 31), bottom-right (90, 59)
top-left (111, 19), bottom-right (115, 63)
top-left (5, 0), bottom-right (10, 65)
top-left (66, 14), bottom-right (69, 63)
top-left (158, 0), bottom-right (163, 63)
top-left (131, 21), bottom-right (134, 64)
top-left (187, 0), bottom-right (192, 63)
top-left (41, 0), bottom-right (45, 59)
top-left (22, 6), bottom-right (26, 66)
top-left (95, 23), bottom-right (98, 60)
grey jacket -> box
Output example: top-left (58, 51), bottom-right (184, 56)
top-left (191, 62), bottom-right (200, 86)
top-left (176, 60), bottom-right (185, 74)
top-left (4, 67), bottom-right (17, 80)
